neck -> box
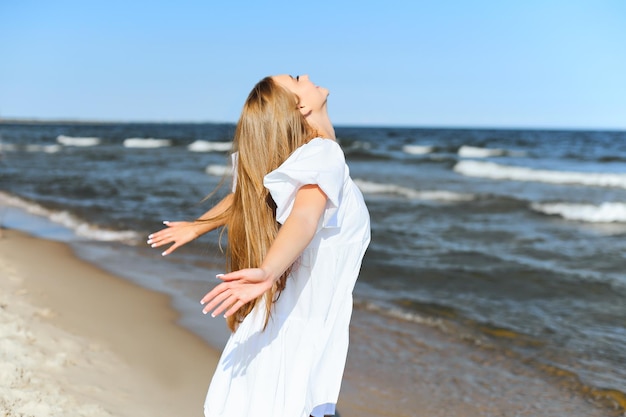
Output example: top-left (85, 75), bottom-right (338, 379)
top-left (306, 109), bottom-right (335, 140)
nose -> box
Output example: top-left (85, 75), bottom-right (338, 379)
top-left (301, 74), bottom-right (310, 81)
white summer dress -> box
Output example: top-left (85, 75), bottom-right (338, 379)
top-left (203, 138), bottom-right (371, 417)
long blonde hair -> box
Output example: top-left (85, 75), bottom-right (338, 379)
top-left (224, 76), bottom-right (317, 331)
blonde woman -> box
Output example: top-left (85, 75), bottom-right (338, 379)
top-left (148, 74), bottom-right (370, 417)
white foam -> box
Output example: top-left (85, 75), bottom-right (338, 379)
top-left (0, 143), bottom-right (19, 152)
top-left (25, 144), bottom-right (63, 153)
top-left (205, 164), bottom-right (232, 177)
top-left (531, 202), bottom-right (626, 223)
top-left (454, 160), bottom-right (626, 189)
top-left (0, 191), bottom-right (140, 243)
top-left (402, 145), bottom-right (434, 155)
top-left (56, 135), bottom-right (101, 147)
top-left (188, 140), bottom-right (232, 152)
top-left (346, 141), bottom-right (372, 151)
top-left (458, 145), bottom-right (506, 158)
top-left (354, 179), bottom-right (475, 202)
top-left (123, 138), bottom-right (172, 148)
top-left (0, 143), bottom-right (61, 153)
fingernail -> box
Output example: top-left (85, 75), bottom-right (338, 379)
top-left (151, 243), bottom-right (157, 248)
top-left (211, 313), bottom-right (216, 318)
top-left (163, 220), bottom-right (170, 224)
top-left (146, 239), bottom-right (152, 245)
top-left (148, 234), bottom-right (153, 239)
top-left (216, 274), bottom-right (224, 279)
top-left (161, 251), bottom-right (167, 256)
top-left (200, 300), bottom-right (205, 305)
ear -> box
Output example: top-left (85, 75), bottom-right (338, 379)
top-left (298, 104), bottom-right (312, 117)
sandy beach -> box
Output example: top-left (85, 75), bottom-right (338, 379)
top-left (0, 227), bottom-right (618, 417)
top-left (0, 228), bottom-right (220, 417)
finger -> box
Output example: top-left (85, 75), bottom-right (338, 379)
top-left (218, 270), bottom-right (250, 282)
top-left (147, 230), bottom-right (170, 244)
top-left (164, 221), bottom-right (185, 228)
top-left (224, 299), bottom-right (246, 318)
top-left (146, 231), bottom-right (163, 243)
top-left (201, 284), bottom-right (230, 310)
top-left (161, 242), bottom-right (179, 256)
top-left (211, 294), bottom-right (239, 318)
top-left (148, 236), bottom-right (172, 248)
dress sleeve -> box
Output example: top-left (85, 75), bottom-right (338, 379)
top-left (263, 138), bottom-right (346, 228)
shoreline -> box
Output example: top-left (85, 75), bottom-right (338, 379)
top-left (0, 228), bottom-right (220, 416)
top-left (0, 227), bottom-right (620, 416)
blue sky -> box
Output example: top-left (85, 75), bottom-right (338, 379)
top-left (1, 1), bottom-right (625, 129)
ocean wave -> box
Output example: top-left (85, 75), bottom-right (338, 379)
top-left (356, 299), bottom-right (449, 330)
top-left (402, 144), bottom-right (434, 155)
top-left (0, 191), bottom-right (140, 243)
top-left (188, 140), bottom-right (232, 152)
top-left (123, 138), bottom-right (172, 148)
top-left (342, 140), bottom-right (372, 151)
top-left (531, 202), bottom-right (626, 223)
top-left (0, 143), bottom-right (62, 153)
top-left (454, 160), bottom-right (626, 188)
top-left (205, 164), bottom-right (233, 177)
top-left (354, 179), bottom-right (475, 202)
top-left (458, 145), bottom-right (525, 158)
top-left (56, 135), bottom-right (101, 147)
top-left (458, 145), bottom-right (501, 158)
top-left (0, 143), bottom-right (19, 152)
top-left (25, 144), bottom-right (63, 153)
top-left (458, 145), bottom-right (506, 158)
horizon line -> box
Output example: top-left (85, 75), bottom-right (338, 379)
top-left (0, 116), bottom-right (624, 133)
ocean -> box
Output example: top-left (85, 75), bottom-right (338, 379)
top-left (1, 121), bottom-right (625, 411)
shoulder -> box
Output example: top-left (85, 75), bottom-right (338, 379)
top-left (289, 137), bottom-right (344, 163)
top-left (306, 137), bottom-right (342, 151)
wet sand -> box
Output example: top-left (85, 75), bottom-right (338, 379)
top-left (339, 303), bottom-right (617, 416)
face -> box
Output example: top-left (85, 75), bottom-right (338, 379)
top-left (273, 74), bottom-right (329, 113)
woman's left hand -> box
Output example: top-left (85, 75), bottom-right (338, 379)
top-left (200, 268), bottom-right (274, 318)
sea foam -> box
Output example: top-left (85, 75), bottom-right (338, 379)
top-left (0, 191), bottom-right (140, 243)
top-left (1, 143), bottom-right (62, 153)
top-left (205, 164), bottom-right (233, 177)
top-left (123, 138), bottom-right (172, 148)
top-left (402, 145), bottom-right (434, 155)
top-left (531, 202), bottom-right (626, 223)
top-left (457, 145), bottom-right (526, 158)
top-left (458, 145), bottom-right (506, 158)
top-left (188, 140), bottom-right (232, 152)
top-left (354, 179), bottom-right (475, 202)
top-left (25, 144), bottom-right (63, 153)
top-left (0, 143), bottom-right (19, 152)
top-left (56, 135), bottom-right (101, 147)
top-left (454, 160), bottom-right (626, 189)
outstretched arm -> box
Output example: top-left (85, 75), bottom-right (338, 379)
top-left (200, 184), bottom-right (327, 317)
top-left (148, 193), bottom-right (234, 256)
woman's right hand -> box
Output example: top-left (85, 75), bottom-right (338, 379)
top-left (147, 221), bottom-right (199, 256)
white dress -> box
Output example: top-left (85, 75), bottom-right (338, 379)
top-left (204, 138), bottom-right (371, 417)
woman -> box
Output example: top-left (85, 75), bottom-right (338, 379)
top-left (148, 74), bottom-right (370, 417)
